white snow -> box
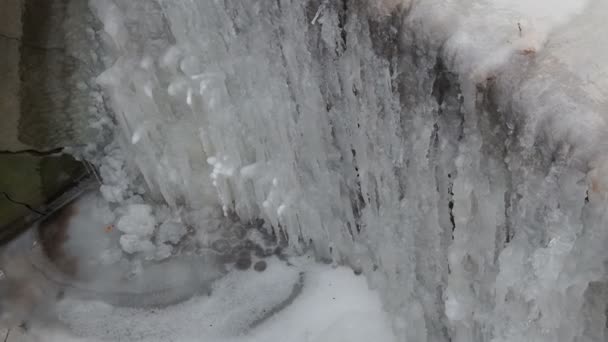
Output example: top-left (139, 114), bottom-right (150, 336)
top-left (115, 204), bottom-right (156, 237)
top-left (118, 234), bottom-right (155, 255)
top-left (156, 220), bottom-right (186, 245)
top-left (113, 204), bottom-right (159, 256)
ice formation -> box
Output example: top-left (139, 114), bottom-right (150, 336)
top-left (78, 0), bottom-right (608, 341)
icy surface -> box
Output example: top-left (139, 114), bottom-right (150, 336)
top-left (10, 259), bottom-right (394, 342)
top-left (84, 0), bottom-right (608, 341)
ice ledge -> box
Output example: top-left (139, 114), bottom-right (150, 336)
top-left (406, 0), bottom-right (608, 183)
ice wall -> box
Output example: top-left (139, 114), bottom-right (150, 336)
top-left (89, 0), bottom-right (608, 341)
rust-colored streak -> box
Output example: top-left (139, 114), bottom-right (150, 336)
top-left (37, 202), bottom-right (78, 277)
top-left (519, 48), bottom-right (536, 56)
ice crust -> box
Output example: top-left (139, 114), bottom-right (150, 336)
top-left (86, 0), bottom-right (608, 341)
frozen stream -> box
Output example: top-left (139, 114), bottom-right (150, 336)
top-left (3, 0), bottom-right (608, 341)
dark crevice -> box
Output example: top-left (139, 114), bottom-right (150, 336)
top-left (367, 12), bottom-right (400, 62)
top-left (432, 57), bottom-right (451, 106)
top-left (337, 0), bottom-right (348, 53)
top-left (448, 202), bottom-right (455, 238)
top-left (0, 147), bottom-right (64, 157)
top-left (0, 32), bottom-right (64, 51)
top-left (503, 205), bottom-right (514, 245)
top-left (502, 149), bottom-right (514, 246)
top-left (329, 120), bottom-right (337, 141)
top-left (431, 55), bottom-right (465, 145)
top-left (346, 221), bottom-right (354, 239)
top-left (428, 122), bottom-right (439, 160)
top-left (0, 33), bottom-right (20, 41)
top-left (447, 174), bottom-right (455, 239)
top-left (1, 191), bottom-right (46, 216)
top-left (456, 115), bottom-right (465, 141)
top-left (350, 148), bottom-right (365, 234)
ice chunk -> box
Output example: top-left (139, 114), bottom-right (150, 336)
top-left (154, 243), bottom-right (173, 260)
top-left (116, 204), bottom-right (156, 236)
top-left (157, 220), bottom-right (187, 245)
top-left (119, 234), bottom-right (155, 254)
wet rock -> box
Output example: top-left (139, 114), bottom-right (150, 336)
top-left (252, 245), bottom-right (266, 258)
top-left (233, 248), bottom-right (252, 270)
top-left (253, 261), bottom-right (267, 272)
top-left (234, 256), bottom-right (252, 270)
top-left (210, 239), bottom-right (231, 253)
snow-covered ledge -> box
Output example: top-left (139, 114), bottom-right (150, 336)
top-left (89, 0), bottom-right (608, 341)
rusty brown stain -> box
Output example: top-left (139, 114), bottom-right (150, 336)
top-left (589, 173), bottom-right (603, 195)
top-left (519, 48), bottom-right (536, 56)
top-left (592, 178), bottom-right (599, 193)
top-left (37, 202), bottom-right (78, 277)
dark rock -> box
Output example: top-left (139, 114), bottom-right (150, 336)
top-left (235, 256), bottom-right (252, 270)
top-left (253, 261), bottom-right (267, 272)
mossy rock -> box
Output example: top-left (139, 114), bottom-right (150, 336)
top-left (0, 0), bottom-right (105, 243)
top-left (0, 153), bottom-right (86, 240)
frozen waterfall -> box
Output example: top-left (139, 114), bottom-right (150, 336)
top-left (83, 0), bottom-right (608, 341)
